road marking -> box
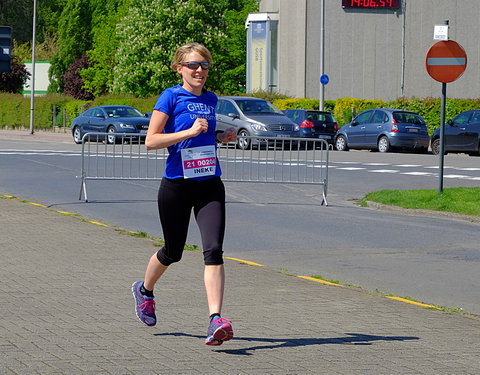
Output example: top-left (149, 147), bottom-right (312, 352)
top-left (387, 296), bottom-right (442, 310)
top-left (85, 220), bottom-right (109, 227)
top-left (444, 174), bottom-right (471, 179)
top-left (298, 276), bottom-right (342, 287)
top-left (336, 167), bottom-right (366, 170)
top-left (28, 202), bottom-right (46, 207)
top-left (225, 257), bottom-right (265, 267)
top-left (401, 172), bottom-right (435, 176)
top-left (368, 169), bottom-right (399, 173)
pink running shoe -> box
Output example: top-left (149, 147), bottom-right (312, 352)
top-left (132, 281), bottom-right (156, 326)
top-left (205, 317), bottom-right (234, 346)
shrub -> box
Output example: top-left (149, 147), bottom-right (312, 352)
top-left (0, 58), bottom-right (31, 94)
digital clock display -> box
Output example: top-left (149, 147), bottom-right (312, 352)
top-left (342, 0), bottom-right (401, 8)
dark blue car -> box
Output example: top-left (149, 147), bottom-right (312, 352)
top-left (71, 105), bottom-right (150, 144)
top-left (334, 108), bottom-right (430, 153)
top-left (282, 109), bottom-right (338, 144)
top-left (431, 110), bottom-right (480, 156)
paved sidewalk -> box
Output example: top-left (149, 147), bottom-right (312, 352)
top-left (0, 129), bottom-right (72, 143)
top-left (1, 196), bottom-right (479, 375)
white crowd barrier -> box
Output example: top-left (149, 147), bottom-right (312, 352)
top-left (78, 133), bottom-right (330, 205)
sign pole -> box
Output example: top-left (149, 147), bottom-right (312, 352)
top-left (426, 20), bottom-right (467, 196)
top-left (438, 82), bottom-right (446, 194)
top-left (319, 0), bottom-right (325, 111)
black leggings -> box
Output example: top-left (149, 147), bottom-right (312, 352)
top-left (156, 177), bottom-right (226, 266)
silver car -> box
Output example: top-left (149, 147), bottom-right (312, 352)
top-left (215, 96), bottom-right (298, 150)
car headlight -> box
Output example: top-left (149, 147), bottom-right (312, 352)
top-left (119, 123), bottom-right (134, 129)
top-left (250, 123), bottom-right (268, 132)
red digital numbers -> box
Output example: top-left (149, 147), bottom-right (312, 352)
top-left (342, 0), bottom-right (401, 8)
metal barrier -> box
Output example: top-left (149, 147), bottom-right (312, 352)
top-left (78, 133), bottom-right (329, 205)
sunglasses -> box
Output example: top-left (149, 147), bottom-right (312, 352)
top-left (181, 61), bottom-right (210, 70)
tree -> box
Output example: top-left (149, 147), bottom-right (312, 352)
top-left (112, 0), bottom-right (230, 97)
top-left (0, 57), bottom-right (30, 94)
top-left (218, 0), bottom-right (259, 94)
top-left (0, 0), bottom-right (32, 44)
top-left (63, 54), bottom-right (94, 100)
top-left (48, 0), bottom-right (92, 93)
top-left (81, 0), bottom-right (128, 97)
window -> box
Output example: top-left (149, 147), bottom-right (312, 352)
top-left (355, 111), bottom-right (373, 124)
top-left (223, 101), bottom-right (239, 116)
top-left (452, 111), bottom-right (472, 126)
top-left (83, 108), bottom-right (95, 117)
top-left (92, 108), bottom-right (104, 118)
top-left (470, 111), bottom-right (480, 123)
top-left (372, 110), bottom-right (388, 123)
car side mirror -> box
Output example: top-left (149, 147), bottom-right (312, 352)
top-left (351, 121), bottom-right (359, 126)
top-left (447, 119), bottom-right (454, 126)
top-left (227, 113), bottom-right (239, 119)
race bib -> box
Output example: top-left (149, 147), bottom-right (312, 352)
top-left (181, 145), bottom-right (217, 179)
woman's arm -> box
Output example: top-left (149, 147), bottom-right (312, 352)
top-left (145, 110), bottom-right (208, 150)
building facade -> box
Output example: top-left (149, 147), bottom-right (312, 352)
top-left (258, 0), bottom-right (480, 101)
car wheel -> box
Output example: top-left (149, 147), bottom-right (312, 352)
top-left (73, 126), bottom-right (82, 144)
top-left (431, 138), bottom-right (440, 155)
top-left (237, 129), bottom-right (251, 150)
top-left (335, 135), bottom-right (348, 151)
top-left (377, 136), bottom-right (390, 153)
top-left (106, 126), bottom-right (118, 144)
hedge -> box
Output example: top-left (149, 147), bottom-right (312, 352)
top-left (2, 93), bottom-right (480, 135)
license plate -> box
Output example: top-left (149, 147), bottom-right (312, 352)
top-left (408, 128), bottom-right (418, 133)
top-left (318, 135), bottom-right (331, 139)
top-left (276, 134), bottom-right (288, 138)
top-left (140, 130), bottom-right (147, 134)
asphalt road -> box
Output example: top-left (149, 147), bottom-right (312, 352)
top-left (1, 130), bottom-right (479, 314)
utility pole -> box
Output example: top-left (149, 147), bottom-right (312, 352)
top-left (29, 0), bottom-right (37, 135)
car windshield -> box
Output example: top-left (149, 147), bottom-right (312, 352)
top-left (393, 112), bottom-right (425, 125)
top-left (235, 100), bottom-right (283, 115)
top-left (306, 112), bottom-right (334, 122)
top-left (105, 106), bottom-right (144, 118)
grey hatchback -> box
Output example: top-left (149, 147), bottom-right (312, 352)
top-left (215, 96), bottom-right (298, 150)
top-left (334, 108), bottom-right (430, 153)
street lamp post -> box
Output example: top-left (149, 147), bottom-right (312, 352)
top-left (29, 0), bottom-right (37, 135)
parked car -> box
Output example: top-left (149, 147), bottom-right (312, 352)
top-left (71, 105), bottom-right (150, 144)
top-left (334, 108), bottom-right (430, 153)
top-left (215, 96), bottom-right (299, 150)
top-left (283, 109), bottom-right (338, 144)
top-left (431, 110), bottom-right (480, 156)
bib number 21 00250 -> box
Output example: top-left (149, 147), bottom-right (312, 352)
top-left (181, 145), bottom-right (217, 179)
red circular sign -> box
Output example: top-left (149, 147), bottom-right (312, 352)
top-left (426, 40), bottom-right (467, 83)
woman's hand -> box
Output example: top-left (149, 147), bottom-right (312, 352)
top-left (218, 127), bottom-right (237, 143)
top-left (189, 118), bottom-right (209, 137)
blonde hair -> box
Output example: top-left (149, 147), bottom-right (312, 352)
top-left (171, 43), bottom-right (213, 71)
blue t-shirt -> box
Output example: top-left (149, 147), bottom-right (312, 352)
top-left (153, 85), bottom-right (220, 180)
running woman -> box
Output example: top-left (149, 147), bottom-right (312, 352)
top-left (132, 43), bottom-right (237, 346)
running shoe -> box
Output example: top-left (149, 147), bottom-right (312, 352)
top-left (132, 281), bottom-right (156, 326)
top-left (205, 317), bottom-right (233, 346)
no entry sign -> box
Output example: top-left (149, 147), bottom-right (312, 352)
top-left (426, 40), bottom-right (467, 83)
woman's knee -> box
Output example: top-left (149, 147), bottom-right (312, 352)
top-left (203, 247), bottom-right (224, 265)
top-left (156, 246), bottom-right (183, 266)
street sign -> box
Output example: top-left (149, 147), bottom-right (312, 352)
top-left (0, 26), bottom-right (12, 73)
top-left (433, 24), bottom-right (449, 40)
top-left (320, 74), bottom-right (329, 85)
top-left (425, 40), bottom-right (467, 83)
